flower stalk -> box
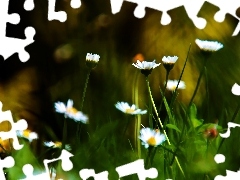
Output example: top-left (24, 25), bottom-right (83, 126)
top-left (145, 77), bottom-right (185, 177)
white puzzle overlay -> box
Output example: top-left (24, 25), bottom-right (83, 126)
top-left (0, 0), bottom-right (239, 179)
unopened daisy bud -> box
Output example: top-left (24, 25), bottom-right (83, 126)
top-left (86, 53), bottom-right (100, 69)
top-left (132, 60), bottom-right (160, 77)
top-left (162, 56), bottom-right (178, 72)
top-left (204, 125), bottom-right (218, 139)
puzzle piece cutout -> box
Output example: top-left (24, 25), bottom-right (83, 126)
top-left (219, 122), bottom-right (240, 138)
top-left (110, 0), bottom-right (240, 36)
top-left (79, 169), bottom-right (109, 180)
top-left (21, 149), bottom-right (73, 179)
top-left (0, 156), bottom-right (14, 180)
top-left (214, 154), bottom-right (240, 180)
top-left (116, 159), bottom-right (158, 180)
top-left (0, 102), bottom-right (28, 150)
top-left (213, 122), bottom-right (240, 179)
top-left (24, 0), bottom-right (82, 20)
top-left (0, 0), bottom-right (36, 62)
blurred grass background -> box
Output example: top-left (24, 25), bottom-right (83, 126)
top-left (0, 0), bottom-right (240, 179)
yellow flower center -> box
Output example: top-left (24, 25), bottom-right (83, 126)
top-left (147, 136), bottom-right (156, 146)
top-left (54, 141), bottom-right (62, 148)
top-left (66, 107), bottom-right (78, 114)
top-left (125, 108), bottom-right (135, 114)
top-left (23, 130), bottom-right (31, 138)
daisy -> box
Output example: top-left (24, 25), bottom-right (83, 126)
top-left (162, 56), bottom-right (178, 64)
top-left (132, 60), bottom-right (160, 76)
top-left (55, 99), bottom-right (88, 123)
top-left (86, 53), bottom-right (100, 69)
top-left (165, 80), bottom-right (186, 91)
top-left (195, 39), bottom-right (223, 52)
top-left (115, 102), bottom-right (147, 115)
top-left (86, 53), bottom-right (100, 63)
top-left (139, 127), bottom-right (166, 148)
top-left (44, 141), bottom-right (72, 151)
top-left (231, 83), bottom-right (240, 96)
top-left (162, 56), bottom-right (178, 71)
top-left (17, 129), bottom-right (38, 142)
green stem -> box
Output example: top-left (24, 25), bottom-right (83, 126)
top-left (170, 44), bottom-right (191, 110)
top-left (145, 77), bottom-right (185, 177)
top-left (189, 56), bottom-right (208, 107)
top-left (77, 69), bottom-right (91, 139)
top-left (80, 69), bottom-right (91, 111)
top-left (204, 67), bottom-right (209, 120)
top-left (123, 116), bottom-right (130, 137)
top-left (132, 71), bottom-right (141, 158)
top-left (159, 70), bottom-right (170, 115)
top-left (62, 117), bottom-right (67, 150)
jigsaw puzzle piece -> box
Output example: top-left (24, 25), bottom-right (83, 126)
top-left (24, 0), bottom-right (35, 11)
top-left (20, 164), bottom-right (51, 180)
top-left (206, 0), bottom-right (240, 36)
top-left (0, 102), bottom-right (28, 150)
top-left (0, 156), bottom-right (14, 180)
top-left (21, 149), bottom-right (73, 179)
top-left (116, 159), bottom-right (158, 180)
top-left (79, 169), bottom-right (109, 180)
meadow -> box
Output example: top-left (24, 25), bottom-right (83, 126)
top-left (0, 1), bottom-right (240, 179)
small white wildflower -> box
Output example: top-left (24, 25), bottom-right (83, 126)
top-left (195, 39), bottom-right (223, 52)
top-left (55, 99), bottom-right (88, 123)
top-left (132, 60), bottom-right (160, 76)
top-left (162, 56), bottom-right (178, 71)
top-left (139, 128), bottom-right (166, 148)
top-left (132, 60), bottom-right (160, 70)
top-left (86, 53), bottom-right (100, 63)
top-left (231, 83), bottom-right (240, 96)
top-left (165, 80), bottom-right (186, 91)
top-left (162, 56), bottom-right (178, 64)
top-left (17, 130), bottom-right (38, 142)
top-left (44, 141), bottom-right (72, 151)
top-left (115, 102), bottom-right (147, 115)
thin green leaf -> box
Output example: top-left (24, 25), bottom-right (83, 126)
top-left (166, 124), bottom-right (181, 133)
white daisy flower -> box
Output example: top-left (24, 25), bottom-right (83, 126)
top-left (162, 56), bottom-right (178, 64)
top-left (86, 53), bottom-right (100, 68)
top-left (115, 102), bottom-right (147, 115)
top-left (231, 83), bottom-right (240, 96)
top-left (44, 141), bottom-right (72, 151)
top-left (86, 53), bottom-right (100, 63)
top-left (132, 60), bottom-right (160, 70)
top-left (132, 60), bottom-right (160, 76)
top-left (139, 128), bottom-right (166, 148)
top-left (165, 80), bottom-right (186, 91)
top-left (162, 56), bottom-right (178, 71)
top-left (195, 39), bottom-right (223, 52)
top-left (17, 130), bottom-right (38, 142)
top-left (55, 99), bottom-right (88, 123)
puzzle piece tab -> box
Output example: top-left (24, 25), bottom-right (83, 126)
top-left (48, 0), bottom-right (81, 22)
top-left (110, 0), bottom-right (240, 36)
top-left (79, 169), bottom-right (109, 180)
top-left (21, 149), bottom-right (74, 179)
top-left (0, 0), bottom-right (35, 62)
top-left (0, 102), bottom-right (28, 150)
top-left (0, 156), bottom-right (14, 180)
top-left (116, 159), bottom-right (158, 180)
